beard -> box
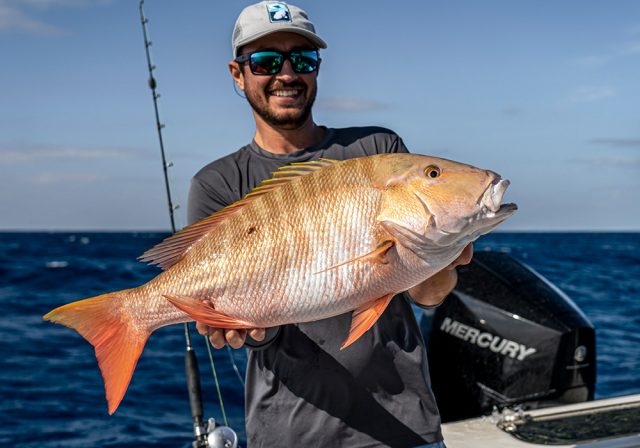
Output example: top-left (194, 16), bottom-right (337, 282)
top-left (244, 80), bottom-right (317, 129)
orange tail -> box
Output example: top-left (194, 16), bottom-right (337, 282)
top-left (43, 289), bottom-right (149, 415)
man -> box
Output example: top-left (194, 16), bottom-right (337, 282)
top-left (188, 2), bottom-right (472, 446)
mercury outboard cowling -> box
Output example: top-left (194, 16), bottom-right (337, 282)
top-left (422, 251), bottom-right (596, 423)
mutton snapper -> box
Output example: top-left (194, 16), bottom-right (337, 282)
top-left (44, 153), bottom-right (517, 414)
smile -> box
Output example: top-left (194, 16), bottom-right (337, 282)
top-left (269, 88), bottom-right (303, 97)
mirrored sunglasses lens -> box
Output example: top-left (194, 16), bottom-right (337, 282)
top-left (250, 52), bottom-right (283, 75)
top-left (291, 51), bottom-right (318, 73)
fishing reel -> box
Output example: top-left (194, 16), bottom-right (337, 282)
top-left (193, 418), bottom-right (238, 448)
top-left (185, 340), bottom-right (239, 448)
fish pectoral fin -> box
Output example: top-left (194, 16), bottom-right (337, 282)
top-left (164, 295), bottom-right (254, 329)
top-left (340, 293), bottom-right (394, 350)
top-left (315, 240), bottom-right (395, 274)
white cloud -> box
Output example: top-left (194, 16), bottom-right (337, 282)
top-left (621, 41), bottom-right (640, 55)
top-left (571, 156), bottom-right (640, 167)
top-left (0, 0), bottom-right (110, 35)
top-left (572, 55), bottom-right (609, 68)
top-left (316, 98), bottom-right (386, 112)
top-left (627, 23), bottom-right (640, 36)
top-left (589, 138), bottom-right (640, 149)
top-left (0, 145), bottom-right (140, 163)
top-left (28, 172), bottom-right (105, 184)
top-left (571, 33), bottom-right (640, 68)
top-left (21, 0), bottom-right (96, 8)
top-left (0, 2), bottom-right (63, 35)
top-left (561, 86), bottom-right (616, 105)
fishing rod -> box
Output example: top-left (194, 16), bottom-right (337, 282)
top-left (138, 3), bottom-right (237, 447)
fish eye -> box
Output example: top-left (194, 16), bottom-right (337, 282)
top-left (424, 165), bottom-right (441, 179)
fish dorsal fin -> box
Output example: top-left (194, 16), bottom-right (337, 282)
top-left (138, 203), bottom-right (247, 269)
top-left (138, 158), bottom-right (340, 270)
top-left (244, 158), bottom-right (338, 198)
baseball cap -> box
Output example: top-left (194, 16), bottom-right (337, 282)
top-left (232, 1), bottom-right (327, 57)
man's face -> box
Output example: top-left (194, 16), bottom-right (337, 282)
top-left (231, 32), bottom-right (320, 130)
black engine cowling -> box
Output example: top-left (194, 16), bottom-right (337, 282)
top-left (422, 251), bottom-right (596, 423)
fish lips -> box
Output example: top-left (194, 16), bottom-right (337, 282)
top-left (479, 178), bottom-right (516, 215)
top-left (492, 202), bottom-right (518, 218)
top-left (413, 177), bottom-right (517, 241)
top-left (476, 178), bottom-right (518, 223)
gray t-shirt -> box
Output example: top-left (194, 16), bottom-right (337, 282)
top-left (188, 127), bottom-right (443, 447)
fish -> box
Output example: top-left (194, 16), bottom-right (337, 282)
top-left (43, 153), bottom-right (517, 414)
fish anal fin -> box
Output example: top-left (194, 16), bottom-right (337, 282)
top-left (341, 293), bottom-right (394, 350)
top-left (43, 290), bottom-right (149, 415)
top-left (316, 240), bottom-right (395, 274)
top-left (164, 295), bottom-right (254, 329)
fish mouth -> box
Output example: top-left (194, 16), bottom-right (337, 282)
top-left (412, 175), bottom-right (517, 242)
top-left (479, 178), bottom-right (518, 219)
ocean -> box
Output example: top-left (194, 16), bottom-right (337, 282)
top-left (1, 232), bottom-right (639, 447)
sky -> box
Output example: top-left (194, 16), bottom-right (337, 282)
top-left (1, 0), bottom-right (639, 231)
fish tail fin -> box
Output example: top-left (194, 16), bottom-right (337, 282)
top-left (43, 289), bottom-right (149, 415)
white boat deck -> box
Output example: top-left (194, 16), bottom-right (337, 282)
top-left (442, 394), bottom-right (640, 447)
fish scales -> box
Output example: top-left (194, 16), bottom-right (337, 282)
top-left (44, 153), bottom-right (517, 414)
top-left (139, 161), bottom-right (313, 325)
top-left (200, 157), bottom-right (383, 325)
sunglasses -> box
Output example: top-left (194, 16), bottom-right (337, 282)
top-left (235, 50), bottom-right (320, 75)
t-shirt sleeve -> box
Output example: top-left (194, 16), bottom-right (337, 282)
top-left (187, 174), bottom-right (232, 225)
top-left (372, 129), bottom-right (409, 155)
top-left (393, 134), bottom-right (410, 154)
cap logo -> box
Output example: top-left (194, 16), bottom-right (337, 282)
top-left (266, 2), bottom-right (291, 23)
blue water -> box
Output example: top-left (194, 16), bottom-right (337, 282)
top-left (1, 232), bottom-right (639, 447)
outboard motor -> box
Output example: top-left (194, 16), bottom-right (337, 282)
top-left (422, 251), bottom-right (596, 423)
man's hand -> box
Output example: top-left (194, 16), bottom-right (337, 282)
top-left (408, 243), bottom-right (474, 307)
top-left (194, 303), bottom-right (266, 349)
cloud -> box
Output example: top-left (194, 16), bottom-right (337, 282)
top-left (316, 98), bottom-right (387, 112)
top-left (628, 23), bottom-right (640, 36)
top-left (0, 0), bottom-right (110, 35)
top-left (572, 55), bottom-right (609, 68)
top-left (589, 138), bottom-right (640, 149)
top-left (621, 41), bottom-right (640, 55)
top-left (0, 2), bottom-right (63, 35)
top-left (0, 145), bottom-right (141, 163)
top-left (561, 85), bottom-right (616, 105)
top-left (28, 172), bottom-right (105, 184)
top-left (20, 0), bottom-right (96, 7)
top-left (571, 29), bottom-right (640, 67)
top-left (570, 156), bottom-right (640, 167)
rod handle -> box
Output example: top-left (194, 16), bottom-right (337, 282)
top-left (185, 348), bottom-right (205, 431)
